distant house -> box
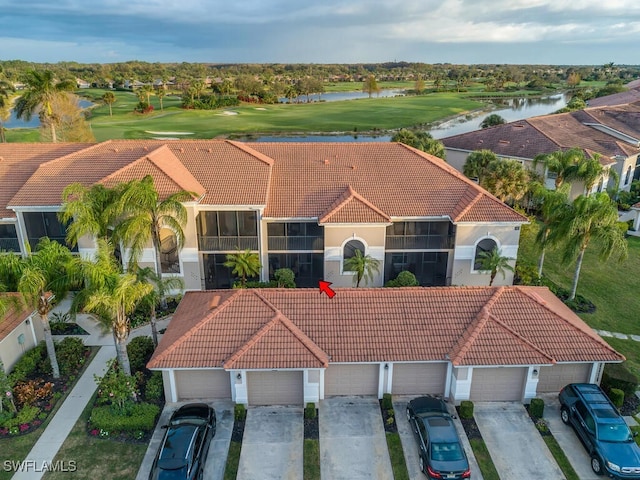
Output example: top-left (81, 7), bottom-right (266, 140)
top-left (0, 294), bottom-right (43, 372)
top-left (76, 78), bottom-right (90, 89)
top-left (442, 102), bottom-right (640, 198)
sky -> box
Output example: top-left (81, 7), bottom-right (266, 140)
top-left (0, 0), bottom-right (639, 65)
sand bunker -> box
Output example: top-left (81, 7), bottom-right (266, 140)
top-left (145, 131), bottom-right (194, 135)
top-left (220, 111), bottom-right (239, 116)
top-left (255, 107), bottom-right (267, 111)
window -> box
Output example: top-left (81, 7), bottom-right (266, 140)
top-left (159, 229), bottom-right (180, 274)
top-left (384, 252), bottom-right (448, 286)
top-left (474, 238), bottom-right (497, 271)
top-left (267, 222), bottom-right (324, 250)
top-left (268, 253), bottom-right (323, 287)
top-left (343, 240), bottom-right (365, 270)
top-left (196, 211), bottom-right (258, 251)
top-left (0, 224), bottom-right (19, 252)
top-left (625, 166), bottom-right (632, 185)
top-left (22, 212), bottom-right (76, 252)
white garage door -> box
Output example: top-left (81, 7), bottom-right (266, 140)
top-left (247, 371), bottom-right (303, 406)
top-left (392, 363), bottom-right (448, 395)
top-left (324, 364), bottom-right (379, 396)
top-left (175, 369), bottom-right (231, 400)
top-left (470, 367), bottom-right (527, 401)
top-left (537, 363), bottom-right (592, 393)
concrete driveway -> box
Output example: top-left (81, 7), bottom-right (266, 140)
top-left (136, 399), bottom-right (233, 480)
top-left (393, 396), bottom-right (483, 480)
top-left (541, 393), bottom-right (599, 480)
top-left (320, 396), bottom-right (393, 480)
top-left (237, 405), bottom-right (303, 480)
top-left (474, 402), bottom-right (564, 480)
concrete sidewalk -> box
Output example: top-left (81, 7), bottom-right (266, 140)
top-left (11, 345), bottom-right (115, 480)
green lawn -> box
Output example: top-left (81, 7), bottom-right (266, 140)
top-left (303, 438), bottom-right (320, 480)
top-left (543, 435), bottom-right (580, 480)
top-left (468, 438), bottom-right (500, 480)
top-left (385, 432), bottom-right (410, 480)
top-left (223, 441), bottom-right (242, 480)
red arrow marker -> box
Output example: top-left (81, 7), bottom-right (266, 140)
top-left (319, 280), bottom-right (336, 299)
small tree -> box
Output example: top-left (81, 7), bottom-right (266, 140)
top-left (224, 249), bottom-right (262, 287)
top-left (362, 75), bottom-right (380, 98)
top-left (102, 91), bottom-right (116, 116)
top-left (463, 150), bottom-right (498, 182)
top-left (274, 268), bottom-right (296, 288)
top-left (385, 271), bottom-right (419, 287)
top-left (477, 247), bottom-right (514, 286)
top-left (480, 114), bottom-right (506, 129)
top-left (344, 249), bottom-right (380, 287)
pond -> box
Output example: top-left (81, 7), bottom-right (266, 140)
top-left (281, 89), bottom-right (405, 103)
top-left (4, 99), bottom-right (94, 129)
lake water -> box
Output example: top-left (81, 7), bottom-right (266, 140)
top-left (251, 92), bottom-right (570, 142)
top-left (281, 89), bottom-right (405, 103)
top-left (5, 99), bottom-right (94, 129)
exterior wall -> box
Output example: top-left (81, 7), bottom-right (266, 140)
top-left (617, 156), bottom-right (638, 193)
top-left (451, 224), bottom-right (521, 286)
top-left (0, 315), bottom-right (41, 372)
top-left (449, 367), bottom-right (471, 403)
top-left (323, 225), bottom-right (387, 287)
top-left (445, 149), bottom-right (469, 173)
top-left (305, 370), bottom-right (321, 404)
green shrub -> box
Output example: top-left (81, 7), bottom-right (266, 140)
top-left (145, 371), bottom-right (164, 402)
top-left (1, 405), bottom-right (40, 428)
top-left (514, 261), bottom-right (541, 286)
top-left (459, 401), bottom-right (474, 419)
top-left (274, 268), bottom-right (296, 288)
top-left (234, 404), bottom-right (246, 421)
top-left (385, 271), bottom-right (419, 287)
top-left (89, 402), bottom-right (160, 433)
top-left (0, 410), bottom-right (15, 427)
top-left (529, 398), bottom-right (544, 418)
top-left (602, 363), bottom-right (639, 397)
top-left (95, 359), bottom-right (138, 409)
top-left (55, 337), bottom-right (87, 376)
top-left (381, 393), bottom-right (393, 410)
top-left (304, 403), bottom-right (316, 419)
top-left (609, 388), bottom-right (625, 408)
top-left (8, 342), bottom-right (48, 383)
top-left (127, 337), bottom-right (155, 374)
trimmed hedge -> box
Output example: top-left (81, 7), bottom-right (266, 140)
top-left (145, 371), bottom-right (164, 402)
top-left (459, 400), bottom-right (474, 419)
top-left (304, 403), bottom-right (317, 419)
top-left (127, 336), bottom-right (155, 374)
top-left (89, 402), bottom-right (160, 432)
top-left (601, 363), bottom-right (639, 398)
top-left (55, 337), bottom-right (87, 376)
top-left (8, 342), bottom-right (48, 384)
top-left (609, 388), bottom-right (624, 408)
top-left (529, 398), bottom-right (544, 418)
top-left (234, 404), bottom-right (246, 421)
top-left (381, 393), bottom-right (393, 410)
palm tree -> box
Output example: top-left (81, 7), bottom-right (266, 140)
top-left (532, 184), bottom-right (570, 278)
top-left (80, 241), bottom-right (153, 376)
top-left (224, 249), bottom-right (261, 287)
top-left (0, 66), bottom-right (15, 143)
top-left (480, 114), bottom-right (506, 129)
top-left (102, 91), bottom-right (116, 116)
top-left (116, 175), bottom-right (194, 276)
top-left (344, 249), bottom-right (380, 287)
top-left (155, 87), bottom-right (166, 111)
top-left (476, 247), bottom-right (514, 286)
top-left (548, 192), bottom-right (628, 300)
top-left (463, 150), bottom-right (498, 182)
top-left (533, 148), bottom-right (589, 190)
top-left (480, 159), bottom-right (531, 204)
top-left (13, 70), bottom-right (76, 143)
top-left (135, 267), bottom-right (183, 346)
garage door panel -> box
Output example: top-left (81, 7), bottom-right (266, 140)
top-left (537, 364), bottom-right (591, 393)
top-left (325, 364), bottom-right (379, 396)
top-left (392, 363), bottom-right (447, 395)
top-left (248, 371), bottom-right (303, 406)
top-left (175, 369), bottom-right (231, 400)
top-left (470, 367), bottom-right (526, 402)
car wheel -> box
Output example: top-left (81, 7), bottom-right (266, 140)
top-left (560, 407), bottom-right (570, 425)
top-left (419, 456), bottom-right (425, 473)
top-left (591, 455), bottom-right (604, 475)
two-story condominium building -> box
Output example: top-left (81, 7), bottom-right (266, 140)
top-left (1, 140), bottom-right (526, 289)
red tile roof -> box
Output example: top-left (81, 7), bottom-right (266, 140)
top-left (319, 185), bottom-right (391, 224)
top-left (0, 294), bottom-right (33, 342)
top-left (147, 286), bottom-right (622, 370)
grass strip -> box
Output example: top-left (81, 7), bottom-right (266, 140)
top-left (303, 438), bottom-right (320, 480)
top-left (542, 435), bottom-right (580, 480)
top-left (468, 438), bottom-right (500, 480)
top-left (385, 432), bottom-right (410, 480)
top-left (223, 440), bottom-right (242, 480)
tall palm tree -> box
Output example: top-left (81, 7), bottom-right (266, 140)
top-left (463, 150), bottom-right (498, 182)
top-left (224, 248), bottom-right (261, 287)
top-left (548, 193), bottom-right (628, 300)
top-left (155, 87), bottom-right (166, 111)
top-left (480, 159), bottom-right (531, 204)
top-left (13, 70), bottom-right (76, 143)
top-left (476, 247), bottom-right (515, 286)
top-left (102, 91), bottom-right (116, 116)
top-left (0, 66), bottom-right (15, 143)
top-left (344, 249), bottom-right (380, 287)
top-left (115, 175), bottom-right (194, 276)
top-left (80, 240), bottom-right (153, 376)
top-left (533, 148), bottom-right (589, 190)
top-left (532, 184), bottom-right (569, 278)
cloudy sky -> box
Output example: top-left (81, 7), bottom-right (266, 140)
top-left (0, 0), bottom-right (638, 65)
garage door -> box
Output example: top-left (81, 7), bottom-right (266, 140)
top-left (537, 363), bottom-right (592, 393)
top-left (392, 363), bottom-right (447, 395)
top-left (247, 371), bottom-right (303, 405)
top-left (324, 364), bottom-right (379, 396)
top-left (470, 367), bottom-right (526, 401)
top-left (175, 369), bottom-right (231, 400)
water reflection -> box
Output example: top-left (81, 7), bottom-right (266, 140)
top-left (5, 99), bottom-right (94, 129)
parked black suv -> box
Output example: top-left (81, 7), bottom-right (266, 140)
top-left (559, 383), bottom-right (640, 478)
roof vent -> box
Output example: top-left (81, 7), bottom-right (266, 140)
top-left (351, 165), bottom-right (357, 170)
top-left (514, 124), bottom-right (525, 129)
top-left (208, 148), bottom-right (212, 153)
top-left (195, 147), bottom-right (198, 151)
top-left (179, 148), bottom-right (184, 153)
top-left (324, 159), bottom-right (330, 165)
top-left (143, 146), bottom-right (148, 151)
top-left (112, 148), bottom-right (119, 152)
top-left (478, 140), bottom-right (483, 144)
top-left (499, 140), bottom-right (510, 145)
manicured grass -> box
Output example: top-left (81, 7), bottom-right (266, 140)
top-left (542, 435), bottom-right (580, 480)
top-left (42, 393), bottom-right (148, 479)
top-left (223, 441), bottom-right (242, 480)
top-left (303, 438), bottom-right (320, 480)
top-left (602, 337), bottom-right (640, 378)
top-left (468, 438), bottom-right (500, 480)
top-left (385, 432), bottom-right (410, 480)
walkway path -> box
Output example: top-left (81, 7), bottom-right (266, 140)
top-left (594, 329), bottom-right (640, 342)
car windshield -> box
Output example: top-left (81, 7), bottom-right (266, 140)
top-left (598, 423), bottom-right (633, 442)
top-left (431, 442), bottom-right (464, 461)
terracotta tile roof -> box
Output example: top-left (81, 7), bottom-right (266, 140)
top-left (319, 185), bottom-right (391, 224)
top-left (0, 294), bottom-right (33, 342)
top-left (147, 286), bottom-right (622, 370)
top-left (0, 143), bottom-right (91, 219)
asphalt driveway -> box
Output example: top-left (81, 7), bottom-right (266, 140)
top-left (474, 402), bottom-right (564, 480)
top-left (237, 405), bottom-right (303, 480)
top-left (320, 396), bottom-right (393, 480)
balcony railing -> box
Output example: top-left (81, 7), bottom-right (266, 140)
top-left (385, 234), bottom-right (454, 250)
top-left (198, 236), bottom-right (258, 251)
top-left (0, 238), bottom-right (20, 252)
top-left (267, 236), bottom-right (324, 251)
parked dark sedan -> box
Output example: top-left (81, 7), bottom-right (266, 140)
top-left (149, 403), bottom-right (216, 480)
top-left (406, 396), bottom-right (470, 479)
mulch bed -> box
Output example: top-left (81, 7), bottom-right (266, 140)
top-left (231, 419), bottom-right (245, 442)
top-left (620, 393), bottom-right (640, 416)
top-left (379, 399), bottom-right (398, 434)
top-left (524, 405), bottom-right (552, 437)
top-left (304, 408), bottom-right (319, 439)
top-left (455, 407), bottom-right (482, 440)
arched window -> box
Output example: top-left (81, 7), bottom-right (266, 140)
top-left (343, 240), bottom-right (365, 271)
top-left (625, 166), bottom-right (632, 185)
top-left (474, 238), bottom-right (497, 271)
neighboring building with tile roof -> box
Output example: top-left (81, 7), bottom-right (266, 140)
top-left (147, 286), bottom-right (622, 405)
top-left (442, 102), bottom-right (640, 199)
top-left (0, 294), bottom-right (43, 372)
top-left (1, 140), bottom-right (527, 289)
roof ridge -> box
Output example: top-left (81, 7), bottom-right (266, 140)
top-left (452, 189), bottom-right (482, 222)
top-left (223, 313), bottom-right (281, 368)
top-left (31, 141), bottom-right (108, 172)
top-left (319, 184), bottom-right (391, 223)
top-left (144, 145), bottom-right (206, 195)
top-left (488, 313), bottom-right (556, 364)
top-left (225, 140), bottom-right (274, 166)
